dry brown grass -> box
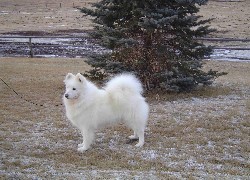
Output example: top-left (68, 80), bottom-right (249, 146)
top-left (0, 0), bottom-right (94, 34)
top-left (0, 0), bottom-right (249, 39)
top-left (0, 58), bottom-right (249, 179)
top-left (199, 0), bottom-right (250, 39)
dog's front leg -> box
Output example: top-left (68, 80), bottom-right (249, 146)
top-left (77, 127), bottom-right (95, 152)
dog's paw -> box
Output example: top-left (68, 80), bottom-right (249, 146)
top-left (135, 142), bottom-right (144, 148)
top-left (129, 135), bottom-right (139, 140)
top-left (77, 146), bottom-right (89, 152)
top-left (78, 143), bottom-right (84, 148)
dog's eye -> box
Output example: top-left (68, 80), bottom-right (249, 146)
top-left (73, 88), bottom-right (76, 90)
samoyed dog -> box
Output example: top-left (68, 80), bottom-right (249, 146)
top-left (63, 73), bottom-right (149, 152)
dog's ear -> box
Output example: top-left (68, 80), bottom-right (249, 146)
top-left (64, 73), bottom-right (74, 83)
top-left (76, 73), bottom-right (86, 83)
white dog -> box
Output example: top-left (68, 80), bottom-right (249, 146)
top-left (63, 73), bottom-right (149, 152)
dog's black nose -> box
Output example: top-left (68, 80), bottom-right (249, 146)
top-left (65, 94), bottom-right (69, 99)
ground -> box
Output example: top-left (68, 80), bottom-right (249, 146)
top-left (0, 58), bottom-right (249, 179)
top-left (199, 0), bottom-right (250, 39)
top-left (0, 0), bottom-right (250, 179)
top-left (0, 0), bottom-right (249, 39)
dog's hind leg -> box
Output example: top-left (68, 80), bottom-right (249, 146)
top-left (129, 125), bottom-right (145, 147)
top-left (78, 131), bottom-right (85, 148)
top-left (135, 129), bottom-right (144, 147)
top-left (129, 131), bottom-right (139, 140)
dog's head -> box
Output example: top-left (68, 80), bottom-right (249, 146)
top-left (63, 73), bottom-right (86, 100)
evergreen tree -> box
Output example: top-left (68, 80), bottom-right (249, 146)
top-left (80, 0), bottom-right (225, 92)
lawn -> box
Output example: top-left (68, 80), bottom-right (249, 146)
top-left (0, 58), bottom-right (249, 178)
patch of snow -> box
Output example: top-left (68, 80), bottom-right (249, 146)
top-left (228, 138), bottom-right (240, 145)
top-left (141, 150), bottom-right (158, 160)
top-left (185, 158), bottom-right (205, 170)
top-left (0, 11), bottom-right (9, 15)
top-left (210, 49), bottom-right (250, 62)
top-left (21, 12), bottom-right (31, 15)
top-left (207, 141), bottom-right (215, 149)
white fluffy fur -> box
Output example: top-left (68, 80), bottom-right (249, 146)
top-left (63, 73), bottom-right (149, 152)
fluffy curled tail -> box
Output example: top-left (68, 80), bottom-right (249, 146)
top-left (105, 74), bottom-right (143, 95)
